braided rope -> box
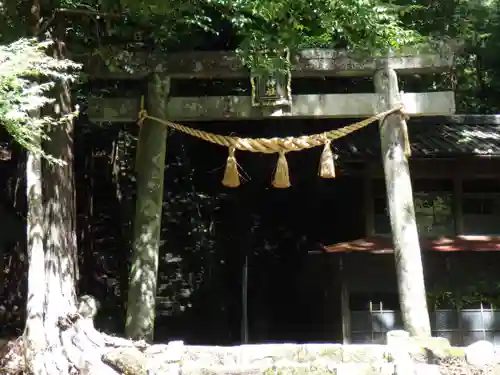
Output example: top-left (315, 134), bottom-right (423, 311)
top-left (138, 104), bottom-right (404, 154)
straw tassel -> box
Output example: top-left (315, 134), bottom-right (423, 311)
top-left (272, 151), bottom-right (291, 188)
top-left (319, 140), bottom-right (336, 178)
top-left (222, 147), bottom-right (241, 188)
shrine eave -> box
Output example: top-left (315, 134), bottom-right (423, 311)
top-left (333, 119), bottom-right (500, 159)
top-left (318, 235), bottom-right (500, 254)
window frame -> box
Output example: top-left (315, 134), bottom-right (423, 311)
top-left (371, 179), bottom-right (455, 237)
top-left (461, 192), bottom-right (500, 235)
top-left (370, 177), bottom-right (500, 237)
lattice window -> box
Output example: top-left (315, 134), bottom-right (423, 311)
top-left (350, 293), bottom-right (403, 344)
top-left (350, 297), bottom-right (500, 346)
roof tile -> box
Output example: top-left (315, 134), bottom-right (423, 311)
top-left (333, 115), bottom-right (500, 158)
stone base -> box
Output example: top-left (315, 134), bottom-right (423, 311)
top-left (106, 335), bottom-right (500, 375)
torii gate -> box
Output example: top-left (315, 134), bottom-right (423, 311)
top-left (84, 45), bottom-right (455, 342)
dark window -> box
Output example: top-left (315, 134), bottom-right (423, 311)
top-left (414, 179), bottom-right (454, 192)
top-left (463, 197), bottom-right (495, 215)
top-left (462, 179), bottom-right (500, 235)
top-left (414, 194), bottom-right (454, 237)
top-left (372, 179), bottom-right (387, 196)
top-left (372, 179), bottom-right (454, 236)
top-left (463, 179), bottom-right (500, 194)
top-left (373, 196), bottom-right (390, 234)
top-left (373, 197), bottom-right (387, 215)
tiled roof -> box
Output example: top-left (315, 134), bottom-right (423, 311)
top-left (321, 235), bottom-right (500, 254)
top-left (333, 115), bottom-right (500, 158)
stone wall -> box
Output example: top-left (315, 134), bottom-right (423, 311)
top-left (103, 331), bottom-right (500, 375)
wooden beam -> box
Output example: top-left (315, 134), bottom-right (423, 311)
top-left (454, 174), bottom-right (464, 234)
top-left (87, 92), bottom-right (455, 122)
top-left (339, 255), bottom-right (352, 344)
top-left (363, 167), bottom-right (375, 236)
top-left (369, 159), bottom-right (500, 178)
top-left (374, 66), bottom-right (431, 337)
top-left (80, 47), bottom-right (455, 79)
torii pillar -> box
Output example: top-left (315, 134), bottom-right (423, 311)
top-left (374, 65), bottom-right (431, 337)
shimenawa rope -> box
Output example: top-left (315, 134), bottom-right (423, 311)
top-left (136, 97), bottom-right (410, 188)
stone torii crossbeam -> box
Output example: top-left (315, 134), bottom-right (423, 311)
top-left (83, 46), bottom-right (456, 122)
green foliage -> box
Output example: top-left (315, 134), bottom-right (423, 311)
top-left (104, 0), bottom-right (424, 73)
top-left (0, 38), bottom-right (81, 163)
top-left (399, 0), bottom-right (500, 113)
top-left (224, 0), bottom-right (423, 73)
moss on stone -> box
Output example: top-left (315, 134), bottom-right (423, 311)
top-left (264, 366), bottom-right (337, 375)
top-left (319, 348), bottom-right (343, 359)
top-left (444, 346), bottom-right (465, 357)
top-left (293, 347), bottom-right (312, 363)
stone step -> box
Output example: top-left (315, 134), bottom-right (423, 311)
top-left (175, 363), bottom-right (441, 375)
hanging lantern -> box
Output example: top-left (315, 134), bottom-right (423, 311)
top-left (251, 50), bottom-right (292, 107)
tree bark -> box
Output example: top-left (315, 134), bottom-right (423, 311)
top-left (18, 11), bottom-right (157, 375)
top-left (43, 18), bottom-right (78, 318)
top-left (126, 75), bottom-right (170, 341)
top-left (25, 133), bottom-right (48, 375)
top-left (374, 66), bottom-right (431, 337)
top-left (21, 13), bottom-right (85, 374)
top-left (24, 0), bottom-right (48, 372)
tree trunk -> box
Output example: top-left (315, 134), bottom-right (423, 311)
top-left (126, 75), bottom-right (170, 341)
top-left (43, 12), bottom-right (79, 325)
top-left (22, 15), bottom-right (101, 374)
top-left (374, 66), bottom-right (431, 337)
top-left (23, 0), bottom-right (48, 372)
top-left (24, 133), bottom-right (47, 374)
top-left (17, 12), bottom-right (164, 375)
